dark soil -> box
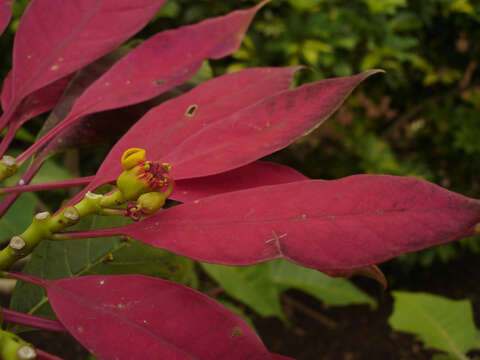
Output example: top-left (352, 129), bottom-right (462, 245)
top-left (9, 254), bottom-right (480, 359)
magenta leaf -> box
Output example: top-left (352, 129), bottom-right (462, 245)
top-left (76, 175), bottom-right (480, 272)
top-left (17, 2), bottom-right (268, 163)
top-left (8, 273), bottom-right (272, 360)
top-left (0, 0), bottom-right (12, 36)
top-left (69, 66), bottom-right (301, 201)
top-left (1, 0), bottom-right (167, 126)
top-left (174, 161), bottom-right (309, 203)
top-left (165, 70), bottom-right (382, 179)
top-left (0, 75), bottom-right (73, 156)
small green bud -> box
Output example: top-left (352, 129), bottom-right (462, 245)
top-left (137, 192), bottom-right (167, 215)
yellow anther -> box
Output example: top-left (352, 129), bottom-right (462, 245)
top-left (121, 148), bottom-right (146, 171)
top-left (162, 163), bottom-right (172, 171)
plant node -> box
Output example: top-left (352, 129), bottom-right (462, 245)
top-left (9, 236), bottom-right (26, 251)
top-left (16, 345), bottom-right (36, 360)
top-left (0, 156), bottom-right (18, 182)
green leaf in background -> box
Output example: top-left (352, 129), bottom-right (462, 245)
top-left (200, 262), bottom-right (284, 319)
top-left (201, 259), bottom-right (375, 320)
top-left (0, 193), bottom-right (37, 245)
top-left (363, 0), bottom-right (407, 14)
top-left (389, 292), bottom-right (479, 360)
top-left (0, 157), bottom-right (75, 245)
top-left (10, 214), bottom-right (196, 326)
top-left (269, 260), bottom-right (376, 308)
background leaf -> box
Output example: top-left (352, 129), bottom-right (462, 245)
top-left (389, 291), bottom-right (479, 358)
top-left (201, 262), bottom-right (284, 319)
top-left (269, 260), bottom-right (376, 307)
top-left (201, 259), bottom-right (374, 320)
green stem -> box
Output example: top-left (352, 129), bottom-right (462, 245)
top-left (0, 329), bottom-right (36, 360)
top-left (0, 190), bottom-right (127, 270)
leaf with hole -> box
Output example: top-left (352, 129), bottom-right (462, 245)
top-left (18, 2), bottom-right (268, 162)
top-left (67, 65), bottom-right (301, 203)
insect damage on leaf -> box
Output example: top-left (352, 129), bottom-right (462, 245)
top-left (230, 327), bottom-right (243, 339)
top-left (185, 104), bottom-right (198, 117)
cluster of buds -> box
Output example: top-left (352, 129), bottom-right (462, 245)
top-left (117, 148), bottom-right (174, 221)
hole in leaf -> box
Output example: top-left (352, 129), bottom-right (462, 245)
top-left (230, 327), bottom-right (242, 339)
top-left (154, 80), bottom-right (166, 85)
top-left (185, 104), bottom-right (198, 117)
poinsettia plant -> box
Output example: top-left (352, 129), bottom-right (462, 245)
top-left (0, 0), bottom-right (478, 359)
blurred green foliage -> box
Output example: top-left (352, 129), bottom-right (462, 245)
top-left (2, 0), bottom-right (479, 268)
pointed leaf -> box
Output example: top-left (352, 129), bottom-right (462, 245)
top-left (18, 2), bottom-right (268, 162)
top-left (2, 0), bottom-right (167, 124)
top-left (89, 175), bottom-right (480, 272)
top-left (0, 0), bottom-right (12, 36)
top-left (165, 70), bottom-right (382, 179)
top-left (389, 292), bottom-right (478, 357)
top-left (269, 260), bottom-right (375, 307)
top-left (174, 161), bottom-right (308, 203)
top-left (11, 273), bottom-right (272, 360)
top-left (71, 66), bottom-right (301, 199)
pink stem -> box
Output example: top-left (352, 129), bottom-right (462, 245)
top-left (56, 227), bottom-right (121, 240)
top-left (4, 272), bottom-right (47, 287)
top-left (0, 176), bottom-right (94, 195)
top-left (0, 121), bottom-right (21, 158)
top-left (16, 115), bottom-right (74, 165)
top-left (0, 105), bottom-right (16, 135)
top-left (2, 308), bottom-right (66, 332)
top-left (36, 349), bottom-right (65, 360)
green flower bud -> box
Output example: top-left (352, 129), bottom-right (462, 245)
top-left (116, 148), bottom-right (173, 201)
top-left (137, 192), bottom-right (167, 215)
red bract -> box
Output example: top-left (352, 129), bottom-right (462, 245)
top-left (68, 68), bottom-right (378, 204)
top-left (0, 0), bottom-right (12, 36)
top-left (0, 0), bottom-right (167, 127)
top-left (69, 175), bottom-right (480, 272)
top-left (174, 161), bottom-right (308, 203)
top-left (0, 75), bottom-right (73, 155)
top-left (16, 1), bottom-right (267, 164)
top-left (8, 272), bottom-right (274, 360)
top-left (66, 66), bottom-right (301, 202)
